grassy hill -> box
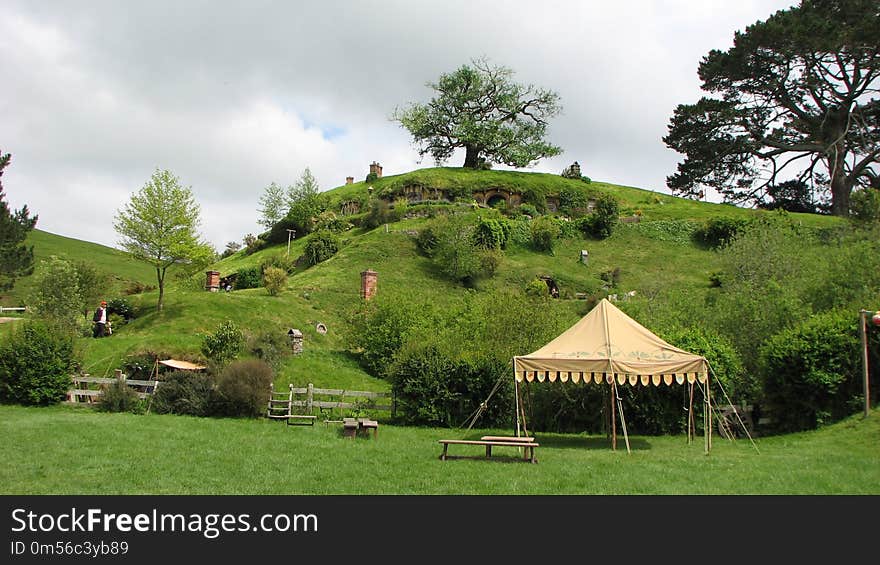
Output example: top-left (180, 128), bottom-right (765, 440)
top-left (0, 228), bottom-right (156, 307)
top-left (4, 168), bottom-right (847, 398)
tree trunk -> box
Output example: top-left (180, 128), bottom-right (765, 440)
top-left (828, 150), bottom-right (851, 217)
top-left (156, 267), bottom-right (165, 312)
top-left (463, 145), bottom-right (481, 169)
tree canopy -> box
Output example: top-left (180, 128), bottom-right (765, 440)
top-left (663, 0), bottom-right (879, 216)
top-left (393, 58), bottom-right (563, 169)
top-left (114, 169), bottom-right (214, 312)
top-left (0, 150), bottom-right (38, 292)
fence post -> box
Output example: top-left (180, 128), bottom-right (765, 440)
top-left (307, 383), bottom-right (314, 415)
top-left (115, 369), bottom-right (125, 383)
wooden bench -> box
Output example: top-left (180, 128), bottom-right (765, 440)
top-left (480, 435), bottom-right (535, 442)
top-left (438, 439), bottom-right (539, 463)
top-left (343, 417), bottom-right (378, 439)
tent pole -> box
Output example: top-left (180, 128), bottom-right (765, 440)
top-left (706, 371), bottom-right (712, 454)
top-left (614, 380), bottom-right (631, 454)
top-left (513, 360), bottom-right (521, 439)
top-left (704, 375), bottom-right (710, 455)
top-left (610, 381), bottom-right (617, 451)
top-left (688, 381), bottom-right (695, 444)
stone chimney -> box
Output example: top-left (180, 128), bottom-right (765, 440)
top-left (205, 270), bottom-right (220, 292)
top-left (346, 176), bottom-right (354, 185)
top-left (361, 269), bottom-right (378, 301)
top-left (369, 162), bottom-right (383, 178)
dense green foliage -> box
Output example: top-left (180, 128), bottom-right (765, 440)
top-left (151, 370), bottom-right (215, 417)
top-left (98, 379), bottom-right (144, 414)
top-left (692, 216), bottom-right (749, 249)
top-left (262, 266), bottom-right (287, 296)
top-left (579, 194), bottom-right (619, 239)
top-left (200, 320), bottom-right (244, 367)
top-left (234, 266), bottom-right (262, 289)
top-left (302, 230), bottom-right (340, 266)
top-left (213, 359), bottom-right (274, 418)
top-left (760, 310), bottom-right (865, 432)
top-left (0, 321), bottom-right (77, 405)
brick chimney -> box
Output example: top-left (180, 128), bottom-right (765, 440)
top-left (205, 270), bottom-right (220, 292)
top-left (346, 176), bottom-right (354, 185)
top-left (369, 162), bottom-right (383, 178)
top-left (361, 269), bottom-right (378, 301)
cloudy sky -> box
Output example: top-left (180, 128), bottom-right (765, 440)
top-left (2, 0), bottom-right (799, 250)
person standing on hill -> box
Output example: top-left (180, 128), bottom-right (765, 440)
top-left (92, 300), bottom-right (109, 338)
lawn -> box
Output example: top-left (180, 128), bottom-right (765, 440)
top-left (2, 404), bottom-right (877, 495)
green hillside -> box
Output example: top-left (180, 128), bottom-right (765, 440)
top-left (4, 168), bottom-right (856, 403)
top-left (1, 228), bottom-right (155, 307)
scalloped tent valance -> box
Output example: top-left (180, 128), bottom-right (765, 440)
top-left (513, 298), bottom-right (708, 384)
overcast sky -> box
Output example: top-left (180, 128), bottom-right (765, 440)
top-left (2, 0), bottom-right (799, 250)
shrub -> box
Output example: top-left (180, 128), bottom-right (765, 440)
top-left (234, 267), bottom-right (262, 290)
top-left (759, 310), bottom-right (864, 432)
top-left (260, 253), bottom-right (295, 275)
top-left (151, 370), bottom-right (215, 417)
top-left (580, 194), bottom-right (619, 239)
top-left (201, 320), bottom-right (245, 367)
top-left (243, 233), bottom-right (266, 255)
top-left (212, 359), bottom-right (274, 418)
top-left (525, 278), bottom-right (549, 297)
top-left (363, 199), bottom-right (395, 229)
top-left (473, 217), bottom-right (509, 250)
top-left (416, 223), bottom-right (440, 257)
top-left (314, 210), bottom-right (352, 233)
top-left (107, 297), bottom-right (134, 321)
top-left (693, 216), bottom-right (749, 249)
top-left (302, 230), bottom-right (340, 266)
top-left (850, 188), bottom-right (880, 223)
top-left (98, 379), bottom-right (144, 413)
top-left (520, 187), bottom-right (547, 214)
top-left (530, 216), bottom-right (560, 252)
top-left (365, 171), bottom-right (378, 183)
top-left (558, 185), bottom-right (590, 215)
top-left (262, 266), bottom-right (287, 296)
top-left (0, 321), bottom-right (78, 406)
top-left (248, 330), bottom-right (291, 370)
top-left (518, 203), bottom-right (539, 218)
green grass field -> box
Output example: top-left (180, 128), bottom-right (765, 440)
top-left (1, 404), bottom-right (877, 495)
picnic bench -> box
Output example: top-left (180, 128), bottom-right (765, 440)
top-left (343, 417), bottom-right (379, 439)
top-left (438, 436), bottom-right (539, 463)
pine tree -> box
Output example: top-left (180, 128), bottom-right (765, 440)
top-left (0, 150), bottom-right (38, 292)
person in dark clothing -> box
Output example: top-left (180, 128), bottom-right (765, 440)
top-left (92, 300), bottom-right (109, 338)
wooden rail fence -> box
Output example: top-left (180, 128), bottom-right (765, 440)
top-left (67, 369), bottom-right (158, 404)
top-left (268, 383), bottom-right (394, 422)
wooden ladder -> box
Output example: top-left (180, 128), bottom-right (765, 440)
top-left (267, 382), bottom-right (292, 422)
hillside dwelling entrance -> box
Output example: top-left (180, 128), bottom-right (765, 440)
top-left (486, 194), bottom-right (508, 209)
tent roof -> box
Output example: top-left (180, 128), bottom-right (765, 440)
top-left (514, 299), bottom-right (707, 385)
top-left (159, 359), bottom-right (207, 371)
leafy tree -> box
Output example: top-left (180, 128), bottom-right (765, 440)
top-left (114, 169), bottom-right (214, 312)
top-left (393, 57), bottom-right (563, 169)
top-left (664, 0), bottom-right (880, 216)
top-left (257, 181), bottom-right (285, 229)
top-left (27, 256), bottom-right (85, 332)
top-left (221, 240), bottom-right (242, 258)
top-left (280, 167), bottom-right (328, 237)
top-left (0, 150), bottom-right (38, 292)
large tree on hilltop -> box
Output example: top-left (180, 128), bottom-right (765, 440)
top-left (664, 0), bottom-right (880, 216)
top-left (114, 169), bottom-right (214, 312)
top-left (393, 58), bottom-right (563, 169)
top-left (0, 150), bottom-right (38, 292)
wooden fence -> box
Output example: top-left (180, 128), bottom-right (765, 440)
top-left (67, 369), bottom-right (158, 404)
top-left (269, 383), bottom-right (394, 421)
